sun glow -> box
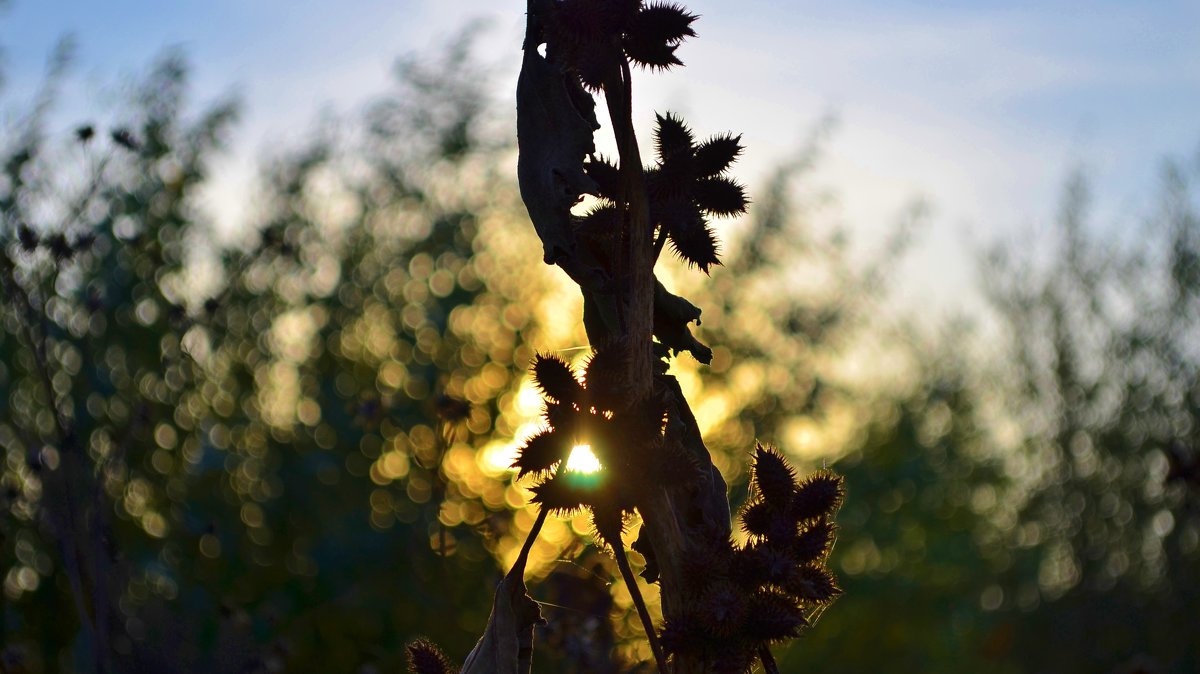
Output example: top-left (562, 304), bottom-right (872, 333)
top-left (565, 444), bottom-right (602, 473)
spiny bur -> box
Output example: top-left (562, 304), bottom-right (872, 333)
top-left (662, 445), bottom-right (844, 668)
top-left (532, 352), bottom-right (584, 405)
top-left (406, 638), bottom-right (457, 674)
top-left (792, 470), bottom-right (846, 522)
top-left (753, 444), bottom-right (798, 508)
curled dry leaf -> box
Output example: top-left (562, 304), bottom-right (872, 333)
top-left (460, 562), bottom-right (543, 673)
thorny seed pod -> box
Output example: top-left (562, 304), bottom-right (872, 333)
top-left (533, 352), bottom-right (584, 405)
top-left (791, 518), bottom-right (835, 565)
top-left (583, 155), bottom-right (621, 201)
top-left (644, 111), bottom-right (747, 273)
top-left (530, 469), bottom-right (598, 517)
top-left (782, 564), bottom-right (841, 605)
top-left (666, 215), bottom-right (721, 273)
top-left (791, 470), bottom-right (846, 522)
top-left (654, 111), bottom-right (694, 163)
top-left (583, 345), bottom-right (627, 409)
top-left (624, 2), bottom-right (698, 71)
top-left (542, 400), bottom-right (577, 436)
top-left (695, 176), bottom-right (749, 217)
top-left (739, 498), bottom-right (791, 540)
top-left (732, 542), bottom-right (794, 587)
top-left (589, 501), bottom-right (630, 552)
top-left (680, 537), bottom-right (734, 586)
top-left (744, 589), bottom-right (808, 641)
top-left (406, 638), bottom-right (457, 674)
top-left (512, 429), bottom-right (570, 479)
top-left (698, 580), bottom-right (747, 637)
top-left (693, 132), bottom-right (743, 177)
top-left (753, 444), bottom-right (797, 509)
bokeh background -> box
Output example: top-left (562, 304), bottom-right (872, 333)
top-left (1, 1), bottom-right (1198, 672)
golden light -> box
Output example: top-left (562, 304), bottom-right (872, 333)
top-left (479, 421), bottom-right (540, 476)
top-left (565, 444), bottom-right (602, 473)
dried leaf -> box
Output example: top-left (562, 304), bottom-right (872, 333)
top-left (460, 516), bottom-right (546, 674)
top-left (517, 15), bottom-right (600, 275)
top-left (653, 279), bottom-right (713, 363)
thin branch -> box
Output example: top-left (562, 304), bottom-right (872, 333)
top-left (653, 227), bottom-right (668, 262)
top-left (511, 506), bottom-right (549, 580)
top-left (612, 540), bottom-right (668, 674)
top-left (758, 644), bottom-right (779, 674)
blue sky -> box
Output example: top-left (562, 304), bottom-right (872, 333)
top-left (3, 0), bottom-right (1198, 311)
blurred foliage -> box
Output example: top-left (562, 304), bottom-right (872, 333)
top-left (979, 163), bottom-right (1200, 673)
top-left (1, 23), bottom-right (1199, 674)
top-left (0, 36), bottom-right (574, 673)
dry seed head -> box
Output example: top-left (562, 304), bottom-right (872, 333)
top-left (753, 444), bottom-right (797, 509)
top-left (791, 470), bottom-right (845, 522)
top-left (791, 519), bottom-right (835, 565)
top-left (699, 580), bottom-right (748, 637)
top-left (406, 638), bottom-right (456, 674)
top-left (782, 564), bottom-right (841, 605)
top-left (530, 471), bottom-right (595, 517)
top-left (695, 176), bottom-right (748, 217)
top-left (666, 214), bottom-right (721, 273)
top-left (512, 429), bottom-right (569, 479)
top-left (693, 133), bottom-right (743, 177)
top-left (743, 590), bottom-right (807, 642)
top-left (532, 353), bottom-right (583, 405)
top-left (654, 111), bottom-right (695, 163)
top-left (739, 499), bottom-right (789, 540)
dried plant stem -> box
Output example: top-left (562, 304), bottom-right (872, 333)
top-left (611, 540), bottom-right (668, 674)
top-left (758, 644), bottom-right (780, 674)
top-left (514, 506), bottom-right (549, 578)
top-left (603, 65), bottom-right (654, 400)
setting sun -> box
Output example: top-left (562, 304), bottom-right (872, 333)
top-left (565, 444), bottom-right (602, 473)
